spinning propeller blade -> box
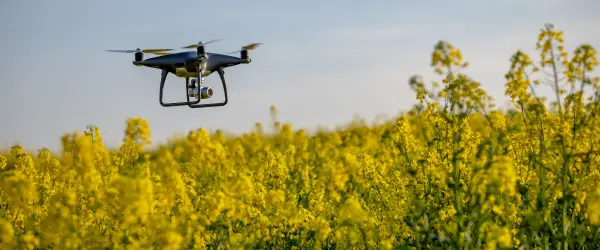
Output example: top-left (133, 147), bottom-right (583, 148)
top-left (105, 49), bottom-right (139, 53)
top-left (151, 51), bottom-right (172, 55)
top-left (142, 49), bottom-right (174, 53)
top-left (226, 42), bottom-right (263, 54)
top-left (181, 39), bottom-right (222, 49)
top-left (105, 48), bottom-right (173, 54)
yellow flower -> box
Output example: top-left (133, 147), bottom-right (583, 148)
top-left (0, 219), bottom-right (15, 248)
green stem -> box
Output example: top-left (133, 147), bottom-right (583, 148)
top-left (593, 226), bottom-right (600, 247)
top-left (547, 30), bottom-right (563, 117)
top-left (453, 119), bottom-right (464, 249)
top-left (546, 28), bottom-right (571, 246)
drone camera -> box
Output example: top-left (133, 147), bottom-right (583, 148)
top-left (200, 87), bottom-right (213, 99)
top-left (187, 86), bottom-right (213, 100)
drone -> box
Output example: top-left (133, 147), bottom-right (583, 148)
top-left (106, 39), bottom-right (261, 108)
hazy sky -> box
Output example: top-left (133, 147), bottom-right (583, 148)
top-left (1, 1), bottom-right (599, 151)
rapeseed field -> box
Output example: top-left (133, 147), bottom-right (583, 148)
top-left (1, 23), bottom-right (599, 249)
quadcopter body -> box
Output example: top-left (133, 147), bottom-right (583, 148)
top-left (136, 51), bottom-right (249, 78)
top-left (106, 40), bottom-right (261, 108)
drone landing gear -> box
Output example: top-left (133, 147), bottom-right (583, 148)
top-left (159, 68), bottom-right (201, 106)
top-left (158, 68), bottom-right (228, 109)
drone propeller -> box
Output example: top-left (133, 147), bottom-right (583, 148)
top-left (226, 42), bottom-right (263, 54)
top-left (151, 51), bottom-right (173, 55)
top-left (106, 48), bottom-right (174, 61)
top-left (105, 48), bottom-right (173, 55)
top-left (181, 39), bottom-right (222, 49)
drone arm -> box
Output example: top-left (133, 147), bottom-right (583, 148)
top-left (187, 67), bottom-right (228, 108)
top-left (159, 68), bottom-right (201, 107)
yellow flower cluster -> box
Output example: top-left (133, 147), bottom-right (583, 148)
top-left (1, 23), bottom-right (600, 249)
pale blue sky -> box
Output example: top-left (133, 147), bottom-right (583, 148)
top-left (1, 1), bottom-right (599, 151)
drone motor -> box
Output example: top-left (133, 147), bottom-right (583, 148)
top-left (197, 44), bottom-right (207, 61)
top-left (135, 51), bottom-right (143, 61)
top-left (181, 39), bottom-right (221, 61)
top-left (225, 43), bottom-right (261, 63)
top-left (197, 44), bottom-right (206, 57)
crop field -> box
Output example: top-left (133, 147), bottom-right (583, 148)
top-left (1, 24), bottom-right (599, 249)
